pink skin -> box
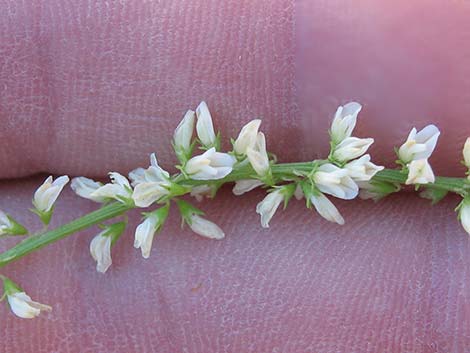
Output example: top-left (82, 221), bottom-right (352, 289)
top-left (1, 1), bottom-right (470, 352)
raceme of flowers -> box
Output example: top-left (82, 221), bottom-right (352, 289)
top-left (1, 100), bottom-right (470, 320)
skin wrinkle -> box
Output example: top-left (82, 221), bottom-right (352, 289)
top-left (0, 0), bottom-right (470, 352)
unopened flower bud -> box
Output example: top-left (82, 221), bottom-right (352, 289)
top-left (196, 101), bottom-right (217, 148)
top-left (173, 110), bottom-right (196, 162)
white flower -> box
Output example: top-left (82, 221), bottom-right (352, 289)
top-left (188, 215), bottom-right (225, 239)
top-left (185, 147), bottom-right (236, 180)
top-left (190, 185), bottom-right (213, 201)
top-left (332, 137), bottom-right (374, 163)
top-left (398, 125), bottom-right (440, 163)
top-left (90, 230), bottom-right (113, 273)
top-left (134, 207), bottom-right (169, 258)
top-left (174, 110), bottom-right (196, 159)
top-left (0, 210), bottom-right (13, 236)
top-left (133, 183), bottom-right (170, 208)
top-left (134, 217), bottom-right (158, 259)
top-left (406, 159), bottom-right (435, 185)
top-left (310, 193), bottom-right (344, 225)
top-left (131, 154), bottom-right (171, 207)
top-left (256, 189), bottom-right (284, 228)
top-left (196, 101), bottom-right (216, 147)
top-left (232, 179), bottom-right (264, 196)
top-left (313, 163), bottom-right (358, 200)
top-left (463, 138), bottom-right (470, 169)
top-left (33, 175), bottom-right (69, 213)
top-left (7, 292), bottom-right (52, 319)
top-left (246, 132), bottom-right (270, 177)
top-left (71, 177), bottom-right (106, 202)
top-left (459, 199), bottom-right (470, 235)
top-left (90, 172), bottom-right (132, 203)
top-left (330, 102), bottom-right (362, 143)
top-left (233, 119), bottom-right (262, 155)
top-left (344, 154), bottom-right (384, 181)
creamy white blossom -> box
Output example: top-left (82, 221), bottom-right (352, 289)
top-left (344, 154), bottom-right (384, 181)
top-left (398, 125), bottom-right (440, 163)
top-left (0, 211), bottom-right (13, 236)
top-left (131, 154), bottom-right (171, 207)
top-left (310, 193), bottom-right (344, 225)
top-left (190, 185), bottom-right (213, 201)
top-left (233, 119), bottom-right (262, 155)
top-left (33, 175), bottom-right (69, 213)
top-left (189, 215), bottom-right (225, 239)
top-left (459, 199), bottom-right (470, 235)
top-left (134, 207), bottom-right (168, 258)
top-left (174, 110), bottom-right (196, 158)
top-left (185, 147), bottom-right (235, 180)
top-left (463, 138), bottom-right (470, 169)
top-left (256, 189), bottom-right (284, 228)
top-left (90, 172), bottom-right (132, 203)
top-left (406, 159), bottom-right (435, 185)
top-left (330, 102), bottom-right (362, 143)
top-left (90, 230), bottom-right (113, 273)
top-left (332, 137), bottom-right (374, 163)
top-left (232, 179), bottom-right (264, 196)
top-left (134, 217), bottom-right (159, 258)
top-left (133, 183), bottom-right (170, 208)
top-left (71, 177), bottom-right (106, 202)
top-left (313, 163), bottom-right (358, 200)
top-left (196, 101), bottom-right (216, 147)
top-left (7, 292), bottom-right (52, 319)
top-left (246, 132), bottom-right (270, 177)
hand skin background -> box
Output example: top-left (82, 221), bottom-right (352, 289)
top-left (1, 0), bottom-right (470, 352)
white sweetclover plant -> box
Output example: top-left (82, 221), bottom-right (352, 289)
top-left (1, 100), bottom-right (470, 319)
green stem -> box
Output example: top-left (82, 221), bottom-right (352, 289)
top-left (0, 202), bottom-right (131, 268)
top-left (0, 164), bottom-right (468, 269)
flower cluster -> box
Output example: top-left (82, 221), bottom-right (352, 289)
top-left (70, 102), bottom-right (239, 272)
top-left (2, 100), bottom-right (470, 320)
top-left (279, 102), bottom-right (384, 226)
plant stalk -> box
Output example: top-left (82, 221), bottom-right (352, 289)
top-left (0, 165), bottom-right (468, 268)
